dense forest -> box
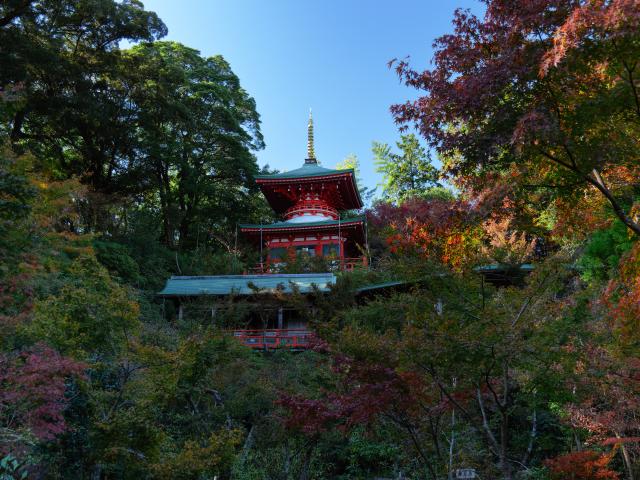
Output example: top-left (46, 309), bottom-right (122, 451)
top-left (1, 1), bottom-right (640, 479)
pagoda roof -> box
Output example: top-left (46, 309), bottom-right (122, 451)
top-left (158, 273), bottom-right (336, 297)
top-left (255, 163), bottom-right (355, 181)
top-left (255, 162), bottom-right (363, 212)
top-left (239, 216), bottom-right (365, 232)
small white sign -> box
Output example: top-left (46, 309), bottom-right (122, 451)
top-left (455, 468), bottom-right (477, 479)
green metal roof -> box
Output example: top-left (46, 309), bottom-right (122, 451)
top-left (239, 216), bottom-right (365, 230)
top-left (255, 163), bottom-right (354, 180)
top-left (158, 273), bottom-right (336, 297)
top-left (474, 263), bottom-right (535, 273)
top-left (355, 280), bottom-right (407, 294)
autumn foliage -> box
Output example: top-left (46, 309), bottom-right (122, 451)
top-left (3, 0), bottom-right (640, 478)
top-left (545, 450), bottom-right (619, 480)
top-left (601, 242), bottom-right (640, 343)
top-left (368, 197), bottom-right (482, 270)
top-left (279, 356), bottom-right (428, 437)
top-left (541, 0), bottom-right (640, 74)
top-left (0, 344), bottom-right (85, 444)
top-left (392, 0), bottom-right (640, 236)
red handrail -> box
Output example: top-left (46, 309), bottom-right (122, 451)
top-left (283, 199), bottom-right (338, 221)
top-left (247, 257), bottom-right (367, 274)
top-left (231, 328), bottom-right (313, 349)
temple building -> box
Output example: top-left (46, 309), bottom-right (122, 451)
top-left (239, 112), bottom-right (367, 272)
top-left (158, 113), bottom-right (368, 349)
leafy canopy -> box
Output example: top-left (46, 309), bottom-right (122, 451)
top-left (392, 0), bottom-right (640, 236)
top-left (373, 133), bottom-right (440, 203)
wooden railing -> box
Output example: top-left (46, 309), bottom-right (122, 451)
top-left (340, 257), bottom-right (368, 272)
top-left (283, 201), bottom-right (338, 221)
top-left (231, 328), bottom-right (312, 349)
top-left (247, 257), bottom-right (368, 274)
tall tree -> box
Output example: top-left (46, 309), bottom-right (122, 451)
top-left (373, 133), bottom-right (440, 202)
top-left (391, 0), bottom-right (640, 235)
top-left (0, 0), bottom-right (167, 190)
top-left (123, 41), bottom-right (264, 248)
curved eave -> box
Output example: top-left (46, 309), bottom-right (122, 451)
top-left (255, 172), bottom-right (352, 184)
top-left (239, 219), bottom-right (364, 234)
top-left (255, 167), bottom-right (355, 181)
top-left (257, 171), bottom-right (363, 212)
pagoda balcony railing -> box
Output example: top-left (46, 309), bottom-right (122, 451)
top-left (247, 257), bottom-right (368, 274)
top-left (231, 328), bottom-right (312, 349)
top-left (283, 200), bottom-right (338, 221)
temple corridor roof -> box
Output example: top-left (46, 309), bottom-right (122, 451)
top-left (158, 273), bottom-right (336, 297)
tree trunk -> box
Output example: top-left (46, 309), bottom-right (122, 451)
top-left (10, 108), bottom-right (26, 142)
top-left (298, 447), bottom-right (313, 480)
top-left (617, 433), bottom-right (635, 480)
top-left (448, 377), bottom-right (457, 480)
top-left (621, 443), bottom-right (634, 480)
top-left (448, 408), bottom-right (456, 480)
top-left (156, 164), bottom-right (173, 246)
top-left (499, 411), bottom-right (512, 480)
top-left (178, 211), bottom-right (192, 248)
top-left (240, 425), bottom-right (255, 465)
top-left (90, 463), bottom-right (102, 480)
top-left (588, 168), bottom-right (640, 237)
top-left (282, 443), bottom-right (291, 480)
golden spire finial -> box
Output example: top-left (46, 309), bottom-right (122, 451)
top-left (306, 108), bottom-right (316, 163)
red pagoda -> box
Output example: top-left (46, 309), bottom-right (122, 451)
top-left (239, 112), bottom-right (367, 272)
top-left (158, 114), bottom-right (369, 350)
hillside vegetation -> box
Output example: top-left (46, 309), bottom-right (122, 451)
top-left (1, 1), bottom-right (640, 479)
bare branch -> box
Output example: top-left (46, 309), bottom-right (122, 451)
top-left (538, 148), bottom-right (640, 236)
top-left (622, 59), bottom-right (640, 120)
top-left (521, 409), bottom-right (537, 466)
top-left (477, 388), bottom-right (500, 451)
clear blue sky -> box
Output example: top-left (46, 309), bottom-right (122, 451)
top-left (137, 0), bottom-right (481, 192)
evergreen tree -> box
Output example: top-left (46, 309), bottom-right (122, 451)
top-left (373, 133), bottom-right (440, 203)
